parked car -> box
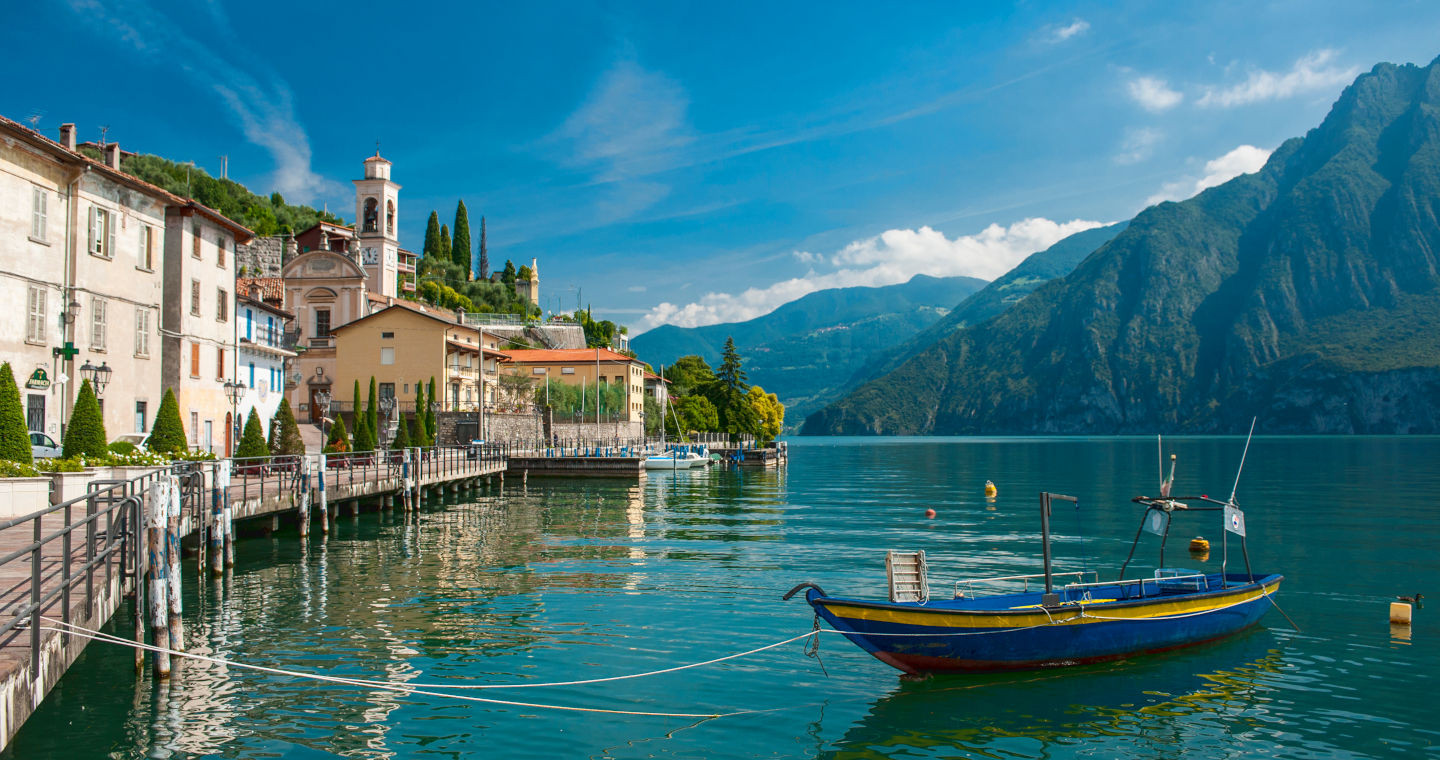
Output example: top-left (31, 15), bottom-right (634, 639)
top-left (30, 431), bottom-right (61, 459)
top-left (111, 432), bottom-right (150, 452)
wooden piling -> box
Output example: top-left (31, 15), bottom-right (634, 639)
top-left (166, 476), bottom-right (184, 653)
top-left (318, 453), bottom-right (329, 535)
top-left (222, 459), bottom-right (235, 567)
top-left (133, 490), bottom-right (146, 674)
top-left (210, 463), bottom-right (224, 578)
top-left (147, 478), bottom-right (170, 678)
top-left (298, 455), bottom-right (311, 538)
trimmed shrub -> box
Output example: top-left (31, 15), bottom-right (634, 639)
top-left (391, 412), bottom-right (411, 449)
top-left (414, 383), bottom-right (429, 446)
top-left (366, 377), bottom-right (378, 443)
top-left (149, 389), bottom-right (187, 455)
top-left (352, 412), bottom-right (375, 453)
top-left (0, 363), bottom-right (32, 464)
top-left (268, 398), bottom-right (306, 456)
top-left (109, 441), bottom-right (138, 456)
top-left (323, 416), bottom-right (350, 454)
top-left (235, 409), bottom-right (268, 459)
top-left (425, 377), bottom-right (437, 445)
top-left (62, 379), bottom-right (108, 459)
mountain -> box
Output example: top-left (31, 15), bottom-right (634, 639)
top-left (631, 274), bottom-right (987, 420)
top-left (805, 58), bottom-right (1440, 435)
top-left (846, 222), bottom-right (1127, 388)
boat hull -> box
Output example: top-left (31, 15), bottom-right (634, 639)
top-left (806, 573), bottom-right (1282, 674)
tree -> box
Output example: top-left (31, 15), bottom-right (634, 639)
top-left (323, 416), bottom-right (350, 454)
top-left (366, 376), bottom-right (378, 442)
top-left (422, 211), bottom-right (442, 260)
top-left (235, 409), bottom-right (269, 458)
top-left (149, 388), bottom-right (187, 455)
top-left (439, 223), bottom-right (452, 265)
top-left (478, 216), bottom-right (489, 280)
top-left (426, 377), bottom-right (438, 444)
top-left (391, 409), bottom-right (411, 449)
top-left (352, 413), bottom-right (375, 453)
top-left (663, 355), bottom-right (715, 396)
top-left (500, 259), bottom-right (516, 287)
top-left (715, 337), bottom-right (748, 395)
top-left (268, 397), bottom-right (305, 457)
top-left (414, 383), bottom-right (429, 446)
top-left (452, 200), bottom-right (472, 279)
top-left (0, 363), bottom-right (32, 464)
top-left (666, 395), bottom-right (719, 437)
top-left (62, 379), bottom-right (108, 459)
top-left (747, 386), bottom-right (785, 442)
top-left (352, 379), bottom-right (362, 431)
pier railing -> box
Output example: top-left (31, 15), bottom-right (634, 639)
top-left (0, 468), bottom-right (167, 675)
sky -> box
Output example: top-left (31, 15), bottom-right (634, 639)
top-left (5, 1), bottom-right (1438, 333)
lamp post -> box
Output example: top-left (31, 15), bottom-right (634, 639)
top-left (379, 396), bottom-right (395, 448)
top-left (223, 380), bottom-right (245, 457)
top-left (316, 389), bottom-right (332, 450)
top-left (79, 360), bottom-right (112, 397)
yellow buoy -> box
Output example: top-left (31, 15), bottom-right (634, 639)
top-left (1189, 536), bottom-right (1210, 553)
top-left (1391, 602), bottom-right (1414, 625)
top-left (984, 480), bottom-right (998, 498)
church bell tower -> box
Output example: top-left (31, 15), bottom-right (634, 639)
top-left (353, 151), bottom-right (401, 297)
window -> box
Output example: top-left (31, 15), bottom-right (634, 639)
top-left (191, 280), bottom-right (201, 316)
top-left (248, 362), bottom-right (255, 387)
top-left (192, 224), bottom-right (202, 258)
top-left (218, 235), bottom-right (227, 268)
top-left (217, 288), bottom-right (228, 322)
top-left (89, 207), bottom-right (114, 258)
top-left (217, 348), bottom-right (225, 380)
top-left (191, 412), bottom-right (199, 445)
top-left (26, 286), bottom-right (46, 344)
top-left (380, 347), bottom-right (395, 365)
top-left (90, 297), bottom-right (107, 351)
top-left (532, 367), bottom-right (547, 375)
top-left (190, 343), bottom-right (201, 377)
top-left (381, 331), bottom-right (394, 339)
top-left (363, 198), bottom-right (378, 233)
top-left (134, 307), bottom-right (150, 357)
top-left (561, 367), bottom-right (575, 375)
top-left (386, 200), bottom-right (395, 235)
top-left (315, 309), bottom-right (331, 338)
top-left (31, 187), bottom-right (47, 241)
top-left (139, 225), bottom-right (155, 270)
top-left (135, 401), bottom-right (147, 433)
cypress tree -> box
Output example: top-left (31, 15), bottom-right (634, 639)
top-left (366, 376), bottom-right (378, 442)
top-left (439, 224), bottom-right (452, 266)
top-left (235, 409), bottom-right (268, 459)
top-left (352, 379), bottom-right (361, 434)
top-left (149, 388), bottom-right (187, 455)
top-left (0, 362), bottom-right (32, 464)
top-left (501, 259), bottom-right (517, 287)
top-left (452, 200), bottom-right (472, 280)
top-left (353, 413), bottom-right (375, 453)
top-left (426, 377), bottom-right (438, 445)
top-left (323, 416), bottom-right (350, 453)
top-left (268, 397), bottom-right (305, 457)
top-left (391, 410), bottom-right (411, 449)
top-left (478, 216), bottom-right (489, 280)
top-left (62, 379), bottom-right (108, 459)
top-left (422, 211), bottom-right (442, 259)
top-left (413, 383), bottom-right (428, 446)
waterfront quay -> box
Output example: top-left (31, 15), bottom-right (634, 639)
top-left (0, 445), bottom-right (504, 753)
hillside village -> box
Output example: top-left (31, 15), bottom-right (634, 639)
top-left (0, 115), bottom-right (782, 458)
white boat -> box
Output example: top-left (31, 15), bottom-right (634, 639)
top-left (643, 451), bottom-right (707, 470)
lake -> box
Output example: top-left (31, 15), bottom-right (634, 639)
top-left (7, 436), bottom-right (1438, 758)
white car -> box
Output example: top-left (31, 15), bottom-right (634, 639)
top-left (30, 431), bottom-right (61, 459)
top-left (111, 432), bottom-right (151, 452)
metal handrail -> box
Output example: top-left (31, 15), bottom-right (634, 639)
top-left (954, 570), bottom-right (1097, 597)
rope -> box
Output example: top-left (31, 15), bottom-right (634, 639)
top-left (38, 618), bottom-right (765, 719)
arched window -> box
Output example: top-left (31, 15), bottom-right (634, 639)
top-left (363, 198), bottom-right (378, 233)
top-left (386, 200), bottom-right (395, 235)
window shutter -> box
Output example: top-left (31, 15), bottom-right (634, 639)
top-left (88, 207), bottom-right (97, 253)
top-left (107, 210), bottom-right (116, 257)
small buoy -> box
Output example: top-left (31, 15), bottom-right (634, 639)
top-left (984, 480), bottom-right (997, 497)
top-left (925, 508), bottom-right (937, 519)
top-left (1189, 536), bottom-right (1210, 553)
top-left (1391, 602), bottom-right (1414, 625)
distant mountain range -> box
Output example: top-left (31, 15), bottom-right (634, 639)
top-left (631, 274), bottom-right (986, 421)
top-left (805, 57), bottom-right (1440, 435)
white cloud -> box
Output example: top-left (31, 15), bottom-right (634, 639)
top-left (1146, 145), bottom-right (1272, 206)
top-left (1047, 19), bottom-right (1090, 43)
top-left (627, 285), bottom-right (647, 293)
top-left (637, 217), bottom-right (1103, 331)
top-left (1127, 76), bottom-right (1183, 112)
top-left (65, 0), bottom-right (342, 203)
top-left (1115, 127), bottom-right (1163, 165)
top-left (1196, 49), bottom-right (1359, 108)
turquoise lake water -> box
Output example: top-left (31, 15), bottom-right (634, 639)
top-left (7, 436), bottom-right (1438, 758)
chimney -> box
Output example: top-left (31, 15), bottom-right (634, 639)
top-left (105, 143), bottom-right (121, 170)
top-left (59, 124), bottom-right (76, 151)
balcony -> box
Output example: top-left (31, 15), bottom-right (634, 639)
top-left (309, 336), bottom-right (335, 349)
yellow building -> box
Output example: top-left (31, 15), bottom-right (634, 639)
top-left (330, 304), bottom-right (507, 417)
top-left (500, 348), bottom-right (645, 423)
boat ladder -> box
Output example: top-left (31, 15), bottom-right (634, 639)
top-left (886, 550), bottom-right (929, 603)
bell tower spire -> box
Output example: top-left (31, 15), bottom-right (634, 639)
top-left (353, 150), bottom-right (402, 297)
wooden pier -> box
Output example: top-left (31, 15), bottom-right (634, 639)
top-left (0, 445), bottom-right (505, 753)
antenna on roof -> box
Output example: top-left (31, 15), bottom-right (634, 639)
top-left (25, 113), bottom-right (41, 130)
top-left (99, 125), bottom-right (110, 149)
top-left (218, 155), bottom-right (228, 180)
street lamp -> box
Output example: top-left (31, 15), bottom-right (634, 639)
top-left (224, 380), bottom-right (245, 457)
top-left (63, 297), bottom-right (81, 326)
top-left (79, 360), bottom-right (112, 396)
top-left (379, 396), bottom-right (395, 447)
top-left (316, 389), bottom-right (332, 446)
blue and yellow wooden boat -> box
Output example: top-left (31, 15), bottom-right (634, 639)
top-left (786, 490), bottom-right (1282, 675)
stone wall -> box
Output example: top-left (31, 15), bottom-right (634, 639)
top-left (237, 235), bottom-right (292, 277)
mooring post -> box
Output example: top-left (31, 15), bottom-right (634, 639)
top-left (319, 453), bottom-right (329, 535)
top-left (147, 478), bottom-right (170, 678)
top-left (166, 475), bottom-right (184, 653)
top-left (221, 459), bottom-right (234, 568)
top-left (209, 464), bottom-right (223, 577)
top-left (133, 490), bottom-right (146, 674)
top-left (298, 455), bottom-right (311, 538)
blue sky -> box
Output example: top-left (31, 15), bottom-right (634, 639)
top-left (6, 1), bottom-right (1438, 332)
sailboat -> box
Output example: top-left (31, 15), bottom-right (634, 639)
top-left (644, 365), bottom-right (706, 470)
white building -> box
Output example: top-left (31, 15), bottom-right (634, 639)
top-left (0, 117), bottom-right (170, 441)
top-left (353, 152), bottom-right (400, 299)
top-left (235, 291), bottom-right (296, 442)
